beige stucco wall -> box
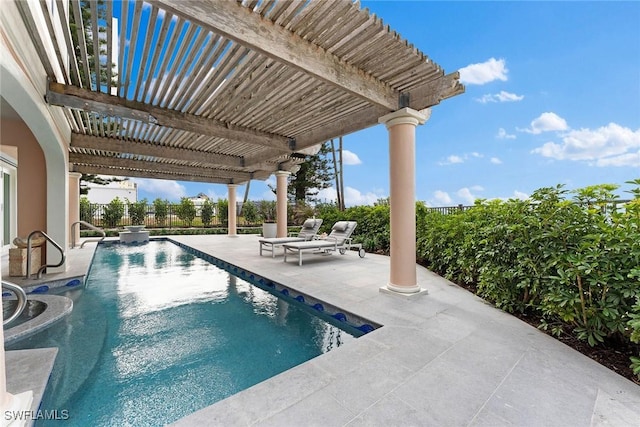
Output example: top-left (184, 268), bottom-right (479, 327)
top-left (1, 0), bottom-right (72, 263)
top-left (0, 119), bottom-right (47, 240)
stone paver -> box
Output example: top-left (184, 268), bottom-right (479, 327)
top-left (166, 235), bottom-right (640, 426)
top-left (6, 235), bottom-right (640, 426)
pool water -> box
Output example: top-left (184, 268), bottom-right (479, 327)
top-left (8, 241), bottom-right (356, 426)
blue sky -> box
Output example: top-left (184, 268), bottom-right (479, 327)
top-left (130, 1), bottom-right (640, 206)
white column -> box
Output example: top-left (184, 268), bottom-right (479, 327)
top-left (379, 107), bottom-right (430, 294)
top-left (275, 171), bottom-right (290, 238)
top-left (227, 184), bottom-right (237, 237)
top-left (69, 172), bottom-right (82, 247)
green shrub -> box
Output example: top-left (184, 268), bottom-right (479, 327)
top-left (127, 198), bottom-right (148, 225)
top-left (175, 198), bottom-right (196, 227)
top-left (242, 201), bottom-right (259, 225)
top-left (103, 197), bottom-right (125, 228)
top-left (201, 199), bottom-right (214, 226)
top-left (415, 181), bottom-right (640, 379)
top-left (217, 199), bottom-right (229, 225)
top-left (258, 200), bottom-right (276, 223)
top-left (153, 198), bottom-right (169, 226)
top-left (79, 197), bottom-right (97, 224)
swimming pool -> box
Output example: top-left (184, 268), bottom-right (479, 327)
top-left (7, 240), bottom-right (364, 426)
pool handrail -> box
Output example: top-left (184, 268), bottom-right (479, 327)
top-left (71, 220), bottom-right (105, 248)
top-left (26, 230), bottom-right (66, 279)
top-left (2, 280), bottom-right (27, 326)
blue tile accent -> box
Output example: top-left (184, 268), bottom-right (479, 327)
top-left (164, 238), bottom-right (380, 336)
top-left (2, 292), bottom-right (11, 297)
top-left (66, 279), bottom-right (81, 287)
top-left (30, 285), bottom-right (50, 294)
top-left (332, 312), bottom-right (347, 322)
top-left (357, 324), bottom-right (375, 333)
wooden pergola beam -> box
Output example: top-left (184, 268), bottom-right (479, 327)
top-left (69, 152), bottom-right (254, 181)
top-left (152, 0), bottom-right (400, 110)
top-left (71, 133), bottom-right (245, 168)
top-left (72, 164), bottom-right (236, 185)
top-left (47, 82), bottom-right (292, 152)
top-left (244, 73), bottom-right (466, 163)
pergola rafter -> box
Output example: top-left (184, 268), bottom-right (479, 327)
top-left (36, 0), bottom-right (463, 183)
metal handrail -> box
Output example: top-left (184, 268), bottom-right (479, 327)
top-left (26, 230), bottom-right (66, 279)
top-left (71, 220), bottom-right (105, 248)
top-left (2, 280), bottom-right (28, 326)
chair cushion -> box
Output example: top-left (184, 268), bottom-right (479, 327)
top-left (332, 221), bottom-right (349, 232)
top-left (302, 219), bottom-right (317, 229)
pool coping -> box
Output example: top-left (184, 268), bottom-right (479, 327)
top-left (3, 294), bottom-right (74, 345)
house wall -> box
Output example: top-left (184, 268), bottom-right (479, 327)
top-left (0, 120), bottom-right (47, 240)
top-left (86, 183), bottom-right (138, 204)
top-left (1, 0), bottom-right (72, 263)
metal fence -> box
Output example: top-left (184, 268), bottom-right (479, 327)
top-left (424, 204), bottom-right (473, 215)
top-left (80, 201), bottom-right (257, 229)
top-left (422, 199), bottom-right (633, 215)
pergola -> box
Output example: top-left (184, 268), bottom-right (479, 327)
top-left (28, 0), bottom-right (464, 292)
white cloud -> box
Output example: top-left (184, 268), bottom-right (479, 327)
top-left (456, 187), bottom-right (480, 205)
top-left (497, 128), bottom-right (516, 140)
top-left (439, 153), bottom-right (484, 165)
top-left (433, 190), bottom-right (453, 205)
top-left (476, 91), bottom-right (524, 104)
top-left (531, 123), bottom-right (640, 166)
top-left (512, 191), bottom-right (529, 200)
top-left (341, 150), bottom-right (362, 165)
top-left (490, 157), bottom-right (503, 164)
top-left (522, 112), bottom-right (569, 134)
top-left (316, 186), bottom-right (386, 207)
top-left (596, 152), bottom-right (640, 167)
top-left (444, 155), bottom-right (464, 164)
top-left (459, 58), bottom-right (508, 85)
top-left (132, 179), bottom-right (187, 201)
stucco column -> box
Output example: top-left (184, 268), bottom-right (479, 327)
top-left (69, 172), bottom-right (82, 247)
top-left (227, 184), bottom-right (237, 237)
top-left (275, 171), bottom-right (290, 238)
top-left (379, 107), bottom-right (430, 294)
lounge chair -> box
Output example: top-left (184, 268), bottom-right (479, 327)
top-left (259, 218), bottom-right (323, 257)
top-left (282, 221), bottom-right (365, 266)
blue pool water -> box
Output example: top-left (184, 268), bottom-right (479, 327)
top-left (7, 241), bottom-right (358, 426)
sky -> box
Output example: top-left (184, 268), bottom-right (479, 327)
top-left (128, 1), bottom-right (640, 207)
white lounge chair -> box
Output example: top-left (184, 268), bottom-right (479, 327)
top-left (259, 218), bottom-right (323, 257)
top-left (282, 221), bottom-right (365, 266)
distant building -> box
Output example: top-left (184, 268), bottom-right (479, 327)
top-left (85, 180), bottom-right (138, 204)
top-left (188, 193), bottom-right (215, 216)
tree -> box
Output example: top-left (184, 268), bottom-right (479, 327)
top-left (153, 198), bottom-right (169, 226)
top-left (102, 197), bottom-right (124, 227)
top-left (79, 196), bottom-right (97, 223)
top-left (127, 198), bottom-right (148, 225)
top-left (285, 142), bottom-right (334, 203)
top-left (217, 199), bottom-right (229, 225)
top-left (175, 198), bottom-right (196, 227)
top-left (201, 199), bottom-right (214, 227)
top-left (69, 0), bottom-right (116, 89)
